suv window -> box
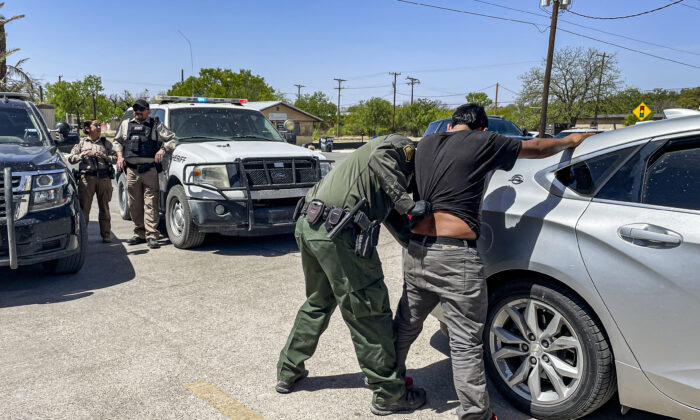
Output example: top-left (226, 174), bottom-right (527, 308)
top-left (556, 146), bottom-right (637, 196)
top-left (170, 108), bottom-right (284, 142)
top-left (488, 118), bottom-right (522, 137)
top-left (424, 119), bottom-right (444, 136)
top-left (0, 105), bottom-right (46, 146)
top-left (644, 145), bottom-right (700, 211)
top-left (152, 109), bottom-right (166, 124)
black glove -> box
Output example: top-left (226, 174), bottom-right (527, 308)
top-left (408, 200), bottom-right (432, 229)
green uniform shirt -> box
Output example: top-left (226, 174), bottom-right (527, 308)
top-left (306, 134), bottom-right (416, 244)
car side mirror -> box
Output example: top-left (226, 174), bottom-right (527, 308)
top-left (522, 128), bottom-right (530, 137)
top-left (54, 121), bottom-right (71, 137)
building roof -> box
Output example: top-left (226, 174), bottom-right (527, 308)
top-left (245, 101), bottom-right (323, 122)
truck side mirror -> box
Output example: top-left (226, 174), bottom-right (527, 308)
top-left (52, 121), bottom-right (71, 143)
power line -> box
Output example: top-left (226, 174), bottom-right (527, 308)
top-left (469, 0), bottom-right (700, 57)
top-left (681, 2), bottom-right (700, 10)
top-left (396, 0), bottom-right (700, 70)
top-left (567, 0), bottom-right (686, 20)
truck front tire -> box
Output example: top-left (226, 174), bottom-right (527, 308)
top-left (44, 208), bottom-right (88, 275)
top-left (117, 172), bottom-right (131, 220)
top-left (165, 185), bottom-right (205, 249)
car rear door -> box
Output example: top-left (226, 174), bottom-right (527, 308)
top-left (575, 135), bottom-right (700, 408)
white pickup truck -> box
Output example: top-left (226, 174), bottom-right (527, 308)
top-left (116, 96), bottom-right (331, 248)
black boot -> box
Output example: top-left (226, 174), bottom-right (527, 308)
top-left (370, 388), bottom-right (426, 416)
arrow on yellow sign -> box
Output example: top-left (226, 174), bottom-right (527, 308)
top-left (633, 102), bottom-right (653, 121)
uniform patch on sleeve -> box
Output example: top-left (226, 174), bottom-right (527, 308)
top-left (402, 144), bottom-right (415, 163)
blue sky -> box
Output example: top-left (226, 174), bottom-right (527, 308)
top-left (6, 0), bottom-right (700, 109)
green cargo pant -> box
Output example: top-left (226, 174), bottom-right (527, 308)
top-left (277, 218), bottom-right (405, 404)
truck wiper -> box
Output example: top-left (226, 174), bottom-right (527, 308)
top-left (230, 135), bottom-right (276, 141)
top-left (178, 136), bottom-right (228, 142)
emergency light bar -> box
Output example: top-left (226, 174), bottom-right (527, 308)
top-left (155, 95), bottom-right (248, 104)
top-left (0, 92), bottom-right (30, 100)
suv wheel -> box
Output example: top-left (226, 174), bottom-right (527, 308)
top-left (484, 280), bottom-right (616, 420)
top-left (44, 207), bottom-right (88, 275)
top-left (165, 185), bottom-right (205, 249)
top-left (117, 172), bottom-right (131, 220)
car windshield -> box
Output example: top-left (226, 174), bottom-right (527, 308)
top-left (488, 118), bottom-right (523, 137)
top-left (0, 106), bottom-right (46, 146)
top-left (169, 108), bottom-right (284, 142)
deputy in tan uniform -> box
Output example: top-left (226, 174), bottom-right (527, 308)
top-left (113, 99), bottom-right (177, 249)
top-left (67, 119), bottom-right (117, 243)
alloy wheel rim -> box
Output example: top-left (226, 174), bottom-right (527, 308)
top-left (489, 298), bottom-right (584, 405)
top-left (120, 183), bottom-right (127, 212)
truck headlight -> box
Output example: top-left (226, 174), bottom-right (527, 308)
top-left (30, 171), bottom-right (69, 211)
top-left (320, 161), bottom-right (332, 178)
top-left (192, 165), bottom-right (230, 188)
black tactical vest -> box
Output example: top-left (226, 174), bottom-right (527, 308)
top-left (123, 118), bottom-right (159, 159)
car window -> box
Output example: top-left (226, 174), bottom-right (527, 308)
top-left (152, 109), bottom-right (166, 125)
top-left (556, 146), bottom-right (637, 197)
top-left (170, 108), bottom-right (284, 141)
top-left (0, 105), bottom-right (46, 146)
top-left (488, 118), bottom-right (522, 137)
top-left (643, 145), bottom-right (700, 211)
top-left (424, 120), bottom-right (443, 136)
top-left (437, 119), bottom-right (450, 133)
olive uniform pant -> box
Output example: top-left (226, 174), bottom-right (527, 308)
top-left (395, 239), bottom-right (490, 420)
top-left (277, 218), bottom-right (405, 405)
top-left (78, 174), bottom-right (113, 240)
top-left (126, 166), bottom-right (160, 240)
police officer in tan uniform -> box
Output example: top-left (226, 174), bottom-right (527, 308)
top-left (113, 99), bottom-right (177, 249)
top-left (67, 119), bottom-right (117, 243)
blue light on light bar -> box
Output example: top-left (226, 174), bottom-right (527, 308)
top-left (196, 97), bottom-right (207, 103)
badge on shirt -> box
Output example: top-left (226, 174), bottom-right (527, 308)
top-left (402, 145), bottom-right (415, 163)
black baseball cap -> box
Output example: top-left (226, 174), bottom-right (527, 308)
top-left (132, 99), bottom-right (150, 110)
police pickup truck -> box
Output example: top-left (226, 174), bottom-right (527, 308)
top-left (117, 96), bottom-right (331, 249)
top-left (0, 92), bottom-right (86, 273)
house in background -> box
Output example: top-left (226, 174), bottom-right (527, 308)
top-left (245, 101), bottom-right (322, 145)
top-left (575, 112), bottom-right (663, 130)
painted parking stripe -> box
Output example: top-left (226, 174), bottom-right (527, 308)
top-left (186, 380), bottom-right (264, 420)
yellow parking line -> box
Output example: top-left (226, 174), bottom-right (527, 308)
top-left (186, 380), bottom-right (265, 420)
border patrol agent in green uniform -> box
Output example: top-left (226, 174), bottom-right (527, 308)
top-left (276, 134), bottom-right (429, 416)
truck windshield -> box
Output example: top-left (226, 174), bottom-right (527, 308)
top-left (169, 108), bottom-right (284, 142)
top-left (0, 106), bottom-right (46, 146)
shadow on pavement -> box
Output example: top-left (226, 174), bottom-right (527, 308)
top-left (0, 228), bottom-right (136, 309)
top-left (190, 233), bottom-right (299, 257)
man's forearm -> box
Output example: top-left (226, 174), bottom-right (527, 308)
top-left (520, 133), bottom-right (588, 159)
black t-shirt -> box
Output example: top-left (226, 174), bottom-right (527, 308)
top-left (415, 130), bottom-right (522, 237)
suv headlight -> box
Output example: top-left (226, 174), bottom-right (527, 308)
top-left (192, 165), bottom-right (230, 188)
top-left (30, 171), bottom-right (69, 211)
top-left (320, 161), bottom-right (332, 178)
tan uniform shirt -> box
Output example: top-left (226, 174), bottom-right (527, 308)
top-left (113, 116), bottom-right (178, 164)
top-left (67, 136), bottom-right (118, 172)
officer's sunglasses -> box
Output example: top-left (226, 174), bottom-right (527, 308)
top-left (133, 106), bottom-right (147, 112)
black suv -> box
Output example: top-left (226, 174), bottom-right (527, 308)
top-left (424, 115), bottom-right (532, 140)
top-left (0, 92), bottom-right (86, 273)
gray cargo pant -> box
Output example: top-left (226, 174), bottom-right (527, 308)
top-left (395, 238), bottom-right (490, 420)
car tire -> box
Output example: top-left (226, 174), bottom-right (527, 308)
top-left (484, 280), bottom-right (616, 420)
top-left (165, 185), bottom-right (205, 249)
top-left (117, 172), bottom-right (131, 220)
top-left (44, 207), bottom-right (88, 275)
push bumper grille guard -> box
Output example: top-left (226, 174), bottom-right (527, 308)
top-left (182, 157), bottom-right (331, 231)
top-left (3, 167), bottom-right (18, 268)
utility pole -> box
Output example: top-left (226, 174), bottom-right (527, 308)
top-left (294, 84), bottom-right (305, 99)
top-left (406, 76), bottom-right (420, 105)
top-left (39, 85), bottom-right (44, 102)
top-left (333, 78), bottom-right (346, 137)
top-left (539, 0), bottom-right (569, 136)
top-left (181, 69), bottom-right (184, 82)
top-left (390, 72), bottom-right (401, 130)
top-left (58, 75), bottom-right (62, 82)
top-left (593, 52), bottom-right (607, 128)
top-left (494, 82), bottom-right (499, 115)
top-left (91, 92), bottom-right (96, 120)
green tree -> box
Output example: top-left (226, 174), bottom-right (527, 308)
top-left (397, 99), bottom-right (452, 136)
top-left (677, 87), bottom-right (700, 110)
top-left (346, 97), bottom-right (393, 136)
top-left (519, 47), bottom-right (621, 127)
top-left (465, 92), bottom-right (493, 109)
top-left (46, 74), bottom-right (104, 128)
top-left (168, 68), bottom-right (285, 102)
top-left (294, 91), bottom-right (337, 129)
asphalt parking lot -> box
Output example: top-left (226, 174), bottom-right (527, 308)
top-left (0, 153), bottom-right (669, 419)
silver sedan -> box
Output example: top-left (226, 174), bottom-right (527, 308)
top-left (438, 113), bottom-right (700, 419)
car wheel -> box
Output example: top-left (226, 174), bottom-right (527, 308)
top-left (117, 172), bottom-right (131, 220)
top-left (44, 207), bottom-right (88, 275)
top-left (165, 185), bottom-right (205, 249)
top-left (484, 280), bottom-right (616, 420)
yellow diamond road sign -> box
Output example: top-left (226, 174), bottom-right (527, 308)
top-left (633, 102), bottom-right (652, 120)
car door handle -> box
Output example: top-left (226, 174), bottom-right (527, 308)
top-left (618, 224), bottom-right (682, 245)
